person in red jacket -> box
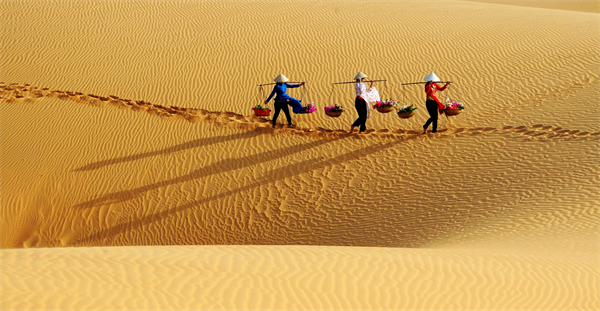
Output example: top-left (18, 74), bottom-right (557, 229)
top-left (422, 72), bottom-right (450, 134)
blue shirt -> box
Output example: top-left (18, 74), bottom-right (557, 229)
top-left (265, 83), bottom-right (301, 103)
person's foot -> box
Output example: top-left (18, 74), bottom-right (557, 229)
top-left (349, 126), bottom-right (354, 133)
top-left (432, 130), bottom-right (437, 133)
top-left (423, 129), bottom-right (427, 134)
top-left (288, 124), bottom-right (296, 128)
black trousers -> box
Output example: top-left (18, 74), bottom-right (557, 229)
top-left (273, 100), bottom-right (292, 126)
top-left (352, 98), bottom-right (368, 132)
top-left (423, 99), bottom-right (439, 133)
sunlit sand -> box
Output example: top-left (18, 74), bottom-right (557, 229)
top-left (1, 1), bottom-right (598, 310)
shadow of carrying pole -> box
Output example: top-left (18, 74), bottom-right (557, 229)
top-left (73, 130), bottom-right (264, 172)
top-left (73, 139), bottom-right (406, 246)
top-left (73, 136), bottom-right (349, 209)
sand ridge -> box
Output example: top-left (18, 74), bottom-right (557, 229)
top-left (2, 82), bottom-right (599, 142)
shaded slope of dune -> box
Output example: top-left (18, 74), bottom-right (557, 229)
top-left (1, 93), bottom-right (598, 250)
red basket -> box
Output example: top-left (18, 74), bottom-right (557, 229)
top-left (397, 111), bottom-right (415, 119)
top-left (445, 108), bottom-right (461, 116)
top-left (253, 108), bottom-right (271, 116)
top-left (376, 106), bottom-right (394, 113)
top-left (325, 110), bottom-right (343, 118)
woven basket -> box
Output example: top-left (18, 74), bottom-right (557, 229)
top-left (325, 110), bottom-right (343, 118)
top-left (445, 108), bottom-right (461, 116)
top-left (376, 106), bottom-right (394, 113)
top-left (253, 108), bottom-right (271, 116)
top-left (397, 111), bottom-right (415, 119)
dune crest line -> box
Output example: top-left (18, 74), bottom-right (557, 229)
top-left (1, 82), bottom-right (598, 141)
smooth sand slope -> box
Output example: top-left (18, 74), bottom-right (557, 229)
top-left (467, 0), bottom-right (600, 13)
top-left (1, 0), bottom-right (599, 310)
top-left (2, 245), bottom-right (598, 310)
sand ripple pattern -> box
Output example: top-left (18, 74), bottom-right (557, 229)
top-left (1, 1), bottom-right (599, 132)
top-left (2, 245), bottom-right (598, 310)
top-left (2, 82), bottom-right (599, 141)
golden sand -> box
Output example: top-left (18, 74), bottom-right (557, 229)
top-left (1, 0), bottom-right (599, 310)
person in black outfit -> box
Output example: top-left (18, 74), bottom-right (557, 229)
top-left (350, 72), bottom-right (373, 133)
top-left (423, 97), bottom-right (440, 133)
top-left (352, 97), bottom-right (368, 133)
top-left (422, 72), bottom-right (450, 134)
top-left (265, 74), bottom-right (304, 127)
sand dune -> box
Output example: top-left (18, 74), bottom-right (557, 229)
top-left (2, 90), bottom-right (598, 249)
top-left (1, 0), bottom-right (599, 310)
top-left (2, 245), bottom-right (598, 310)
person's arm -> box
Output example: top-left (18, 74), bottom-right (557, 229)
top-left (286, 82), bottom-right (304, 89)
top-left (265, 86), bottom-right (277, 103)
top-left (436, 82), bottom-right (450, 91)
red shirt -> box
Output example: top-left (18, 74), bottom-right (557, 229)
top-left (425, 82), bottom-right (448, 114)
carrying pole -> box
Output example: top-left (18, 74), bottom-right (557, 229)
top-left (332, 79), bottom-right (387, 85)
top-left (401, 81), bottom-right (452, 86)
top-left (257, 82), bottom-right (305, 87)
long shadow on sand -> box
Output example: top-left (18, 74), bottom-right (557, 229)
top-left (73, 135), bottom-right (349, 209)
top-left (73, 137), bottom-right (423, 246)
top-left (73, 130), bottom-right (264, 172)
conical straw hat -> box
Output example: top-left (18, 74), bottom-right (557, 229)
top-left (354, 72), bottom-right (368, 80)
top-left (274, 74), bottom-right (289, 83)
top-left (424, 72), bottom-right (440, 82)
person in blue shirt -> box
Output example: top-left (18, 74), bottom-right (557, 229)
top-left (265, 74), bottom-right (305, 127)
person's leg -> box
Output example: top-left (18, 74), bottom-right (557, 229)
top-left (352, 98), bottom-right (363, 131)
top-left (272, 102), bottom-right (282, 126)
top-left (288, 97), bottom-right (304, 114)
top-left (423, 117), bottom-right (433, 132)
top-left (424, 100), bottom-right (438, 133)
top-left (281, 101), bottom-right (293, 125)
top-left (357, 99), bottom-right (368, 133)
top-left (429, 101), bottom-right (439, 133)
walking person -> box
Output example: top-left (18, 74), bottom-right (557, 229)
top-left (265, 74), bottom-right (305, 128)
top-left (422, 72), bottom-right (450, 134)
top-left (350, 72), bottom-right (374, 133)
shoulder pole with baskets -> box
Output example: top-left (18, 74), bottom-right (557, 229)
top-left (444, 83), bottom-right (463, 118)
top-left (325, 84), bottom-right (343, 117)
top-left (253, 83), bottom-right (271, 116)
top-left (397, 84), bottom-right (416, 119)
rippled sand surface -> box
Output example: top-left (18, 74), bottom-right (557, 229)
top-left (1, 1), bottom-right (599, 310)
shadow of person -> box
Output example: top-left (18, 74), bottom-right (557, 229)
top-left (73, 136), bottom-right (349, 210)
top-left (73, 139), bottom-right (406, 246)
top-left (73, 130), bottom-right (264, 172)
